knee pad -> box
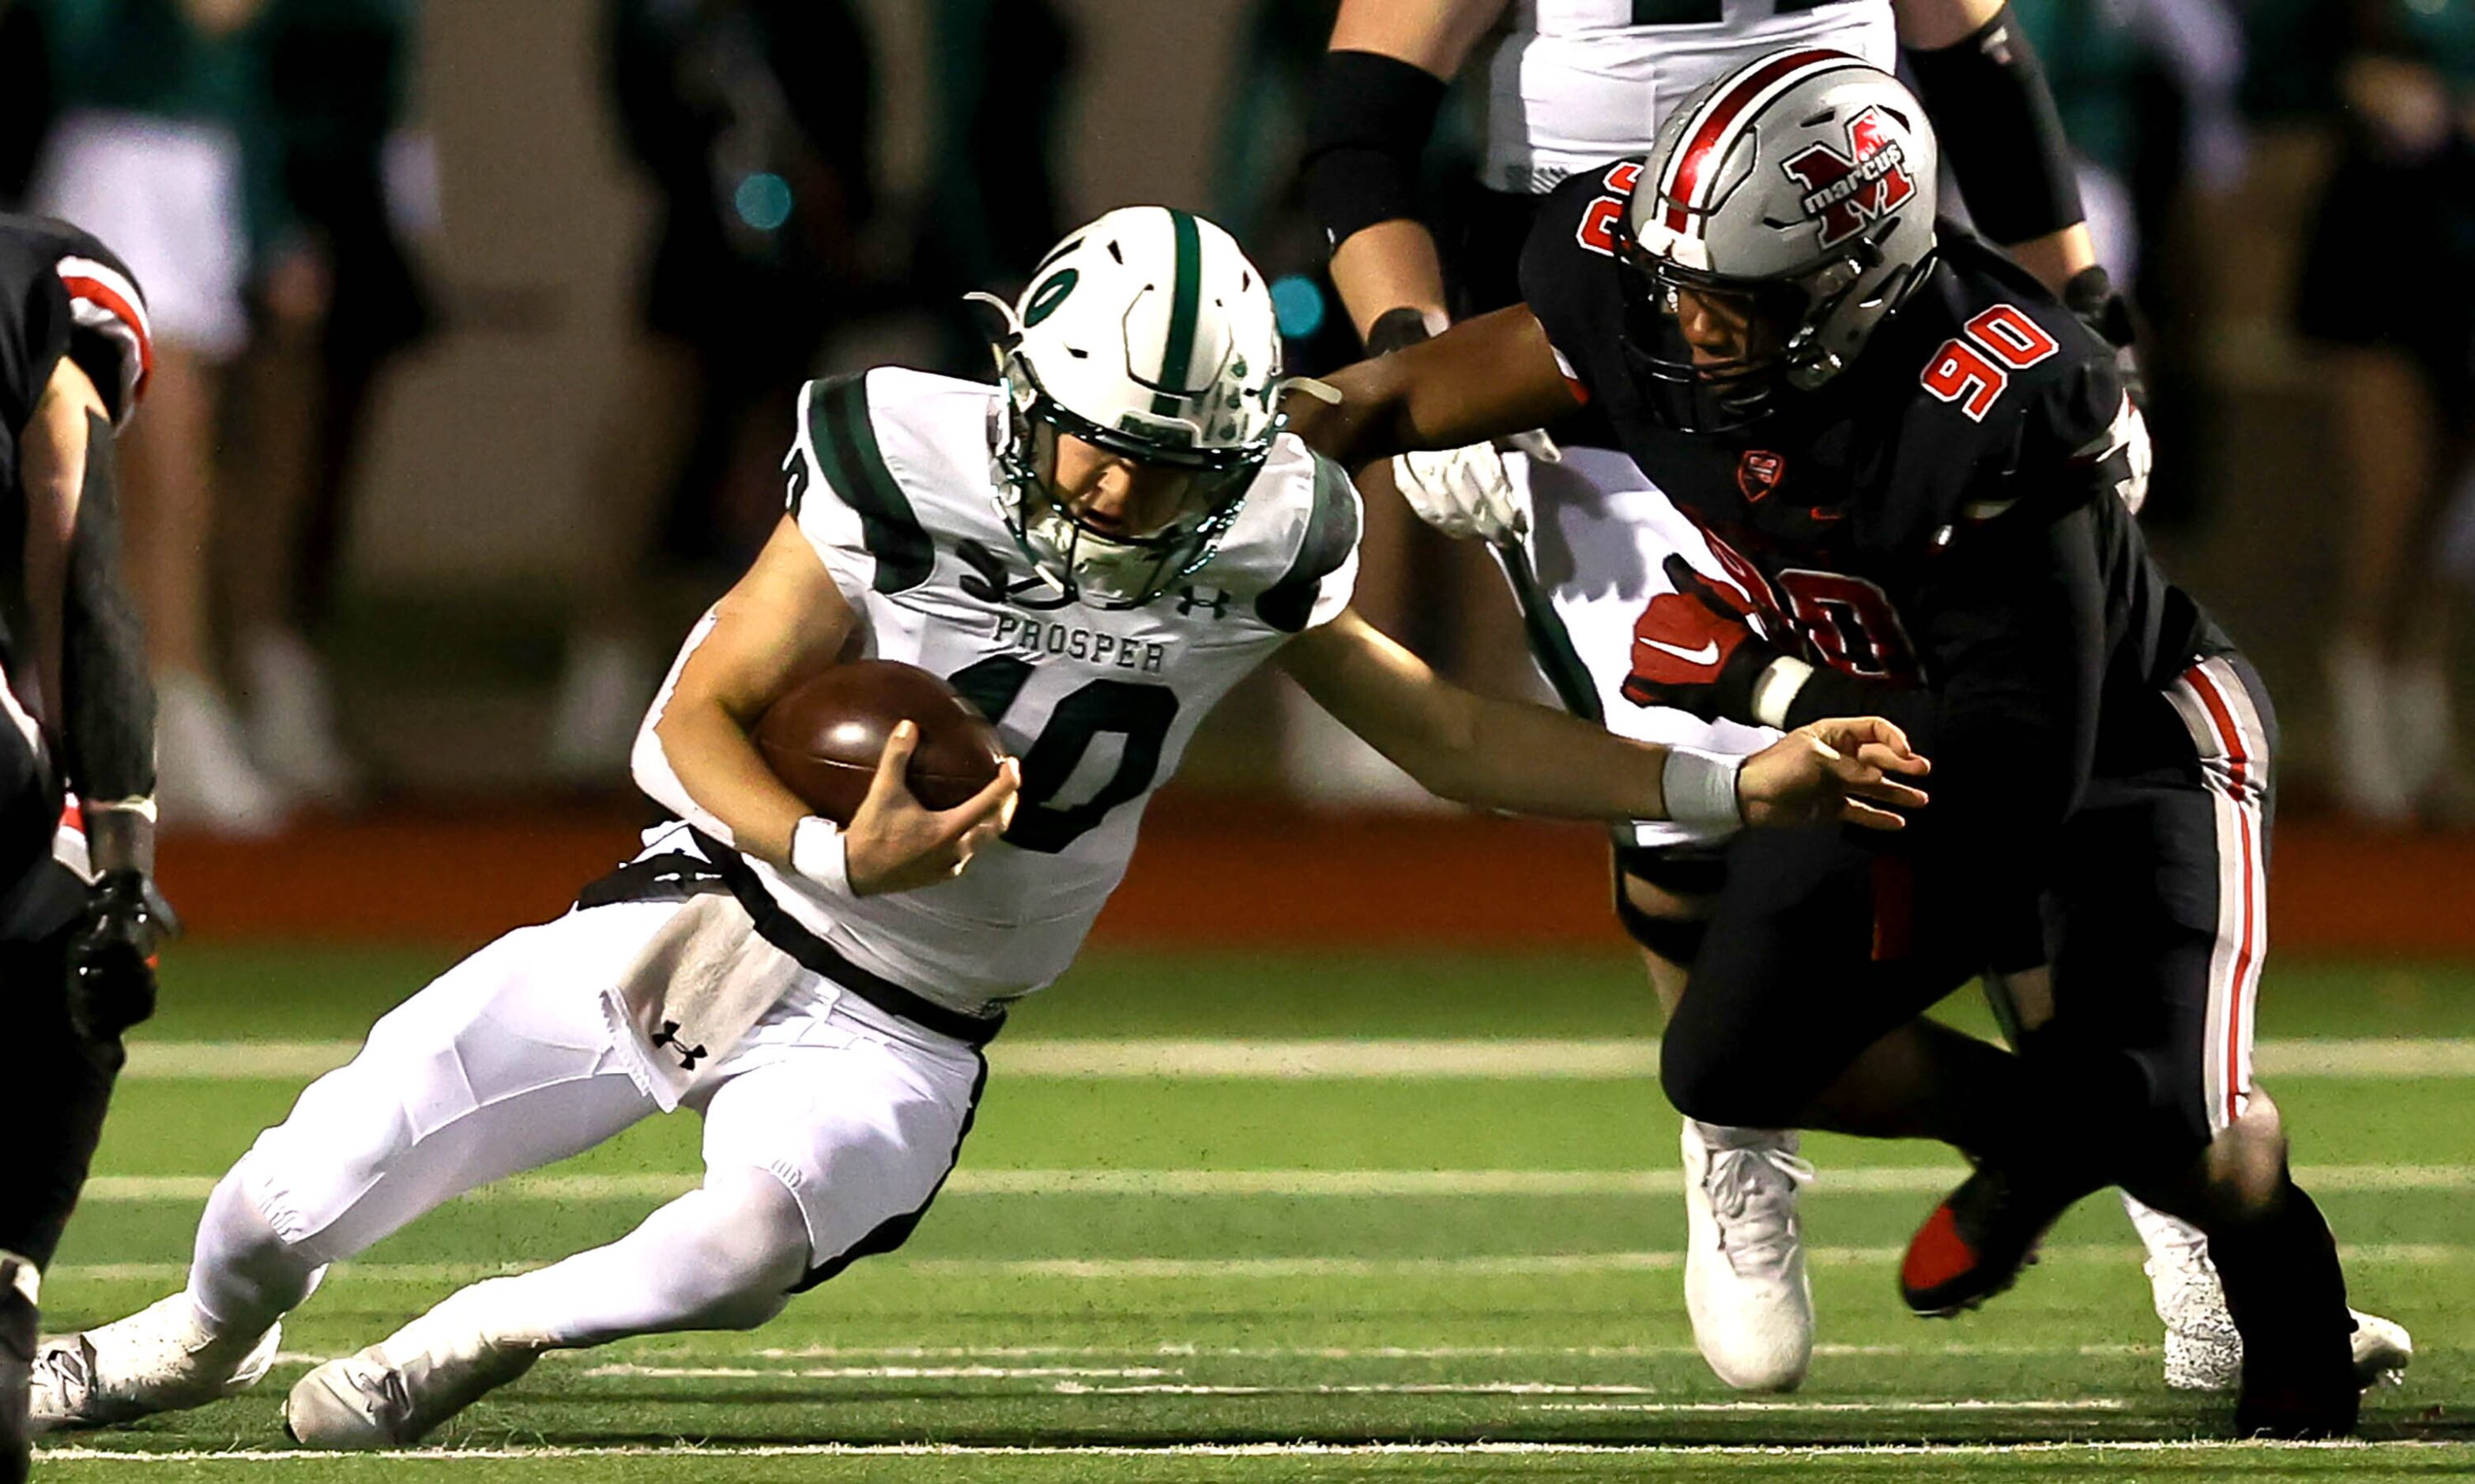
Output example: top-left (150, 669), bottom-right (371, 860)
top-left (190, 1168), bottom-right (325, 1334)
top-left (1658, 1030), bottom-right (1787, 1129)
top-left (1614, 846), bottom-right (1724, 966)
top-left (669, 1170), bottom-right (812, 1329)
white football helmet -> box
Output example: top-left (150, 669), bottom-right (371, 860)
top-left (1621, 51), bottom-right (1940, 431)
top-left (974, 206), bottom-right (1285, 608)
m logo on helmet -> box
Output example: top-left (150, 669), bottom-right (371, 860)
top-left (1777, 106), bottom-right (1916, 249)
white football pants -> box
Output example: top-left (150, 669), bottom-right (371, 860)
top-left (191, 899), bottom-right (985, 1343)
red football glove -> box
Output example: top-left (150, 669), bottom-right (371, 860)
top-left (1622, 555), bottom-right (1784, 722)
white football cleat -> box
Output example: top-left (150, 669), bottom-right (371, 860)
top-left (2349, 1309), bottom-right (2415, 1389)
top-left (156, 671), bottom-right (292, 836)
top-left (239, 627), bottom-right (365, 806)
top-left (2127, 1192), bottom-right (2416, 1392)
top-left (28, 1294), bottom-right (279, 1431)
top-left (284, 1295), bottom-right (540, 1448)
top-left (545, 634), bottom-right (660, 787)
top-left (1681, 1121), bottom-right (1815, 1392)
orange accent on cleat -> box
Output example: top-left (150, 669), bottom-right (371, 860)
top-left (1902, 1203), bottom-right (1975, 1294)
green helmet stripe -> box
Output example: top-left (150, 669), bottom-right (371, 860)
top-left (1151, 209), bottom-right (1203, 417)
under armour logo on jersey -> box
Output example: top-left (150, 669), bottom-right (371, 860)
top-left (957, 539), bottom-right (1075, 611)
top-left (1176, 586), bottom-right (1230, 619)
top-left (1778, 106), bottom-right (1916, 249)
top-left (651, 1020), bottom-right (707, 1072)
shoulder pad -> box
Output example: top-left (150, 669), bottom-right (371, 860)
top-left (1253, 445), bottom-right (1362, 633)
top-left (33, 220), bottom-right (150, 426)
top-left (792, 368), bottom-right (936, 593)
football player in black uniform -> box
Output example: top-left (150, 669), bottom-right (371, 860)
top-left (1300, 0), bottom-right (2201, 1399)
top-left (0, 215), bottom-right (172, 1480)
top-left (1286, 53), bottom-right (2366, 1437)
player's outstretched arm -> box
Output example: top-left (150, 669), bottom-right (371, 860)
top-left (1309, 0), bottom-right (1509, 343)
top-left (636, 517), bottom-right (1020, 895)
top-left (1277, 608), bottom-right (1926, 831)
top-left (1894, 0), bottom-right (2099, 296)
top-left (1283, 306), bottom-right (1578, 473)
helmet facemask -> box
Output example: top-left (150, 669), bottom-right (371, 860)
top-left (993, 356), bottom-right (1266, 610)
top-left (1618, 227), bottom-right (1886, 435)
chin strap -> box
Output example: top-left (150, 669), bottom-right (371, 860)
top-left (1277, 375), bottom-right (1342, 407)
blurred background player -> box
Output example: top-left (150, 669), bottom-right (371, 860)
top-left (1294, 0), bottom-right (2188, 1393)
top-left (2295, 0), bottom-right (2475, 826)
top-left (16, 0), bottom-right (289, 833)
top-left (0, 212), bottom-right (175, 1481)
top-left (217, 0), bottom-right (431, 808)
top-left (544, 0), bottom-right (882, 784)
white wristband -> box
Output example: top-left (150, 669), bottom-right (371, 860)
top-left (1662, 746), bottom-right (1744, 832)
top-left (1751, 656), bottom-right (1816, 730)
top-left (789, 816), bottom-right (851, 896)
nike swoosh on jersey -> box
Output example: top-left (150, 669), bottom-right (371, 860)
top-left (1636, 636), bottom-right (1720, 665)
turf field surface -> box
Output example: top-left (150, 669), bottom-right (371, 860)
top-left (36, 947), bottom-right (2475, 1481)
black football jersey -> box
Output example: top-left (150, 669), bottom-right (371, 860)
top-left (1520, 162), bottom-right (2231, 857)
top-left (0, 214), bottom-right (150, 504)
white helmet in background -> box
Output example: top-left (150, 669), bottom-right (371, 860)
top-left (976, 205), bottom-right (1285, 608)
top-left (1622, 51), bottom-right (1940, 430)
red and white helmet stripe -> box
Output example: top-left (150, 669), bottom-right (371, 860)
top-left (1655, 48), bottom-right (1873, 244)
top-left (55, 254), bottom-right (154, 424)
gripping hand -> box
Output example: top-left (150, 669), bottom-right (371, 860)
top-left (66, 870), bottom-right (175, 1039)
top-left (1391, 431), bottom-right (1557, 544)
top-left (1622, 556), bottom-right (1784, 722)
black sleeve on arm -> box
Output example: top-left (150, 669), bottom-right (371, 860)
top-left (60, 411), bottom-right (156, 812)
top-left (1904, 3), bottom-right (2086, 246)
top-left (1301, 49), bottom-right (1448, 252)
top-left (1783, 504), bottom-right (2108, 867)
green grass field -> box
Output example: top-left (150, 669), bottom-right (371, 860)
top-left (34, 944), bottom-right (2475, 1481)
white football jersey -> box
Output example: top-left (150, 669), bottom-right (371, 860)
top-left (1481, 0), bottom-right (1895, 195)
top-left (727, 367), bottom-right (1360, 1011)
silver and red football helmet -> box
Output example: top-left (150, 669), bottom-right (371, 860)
top-left (1622, 51), bottom-right (1940, 431)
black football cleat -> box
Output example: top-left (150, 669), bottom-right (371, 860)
top-left (1901, 1159), bottom-right (2099, 1318)
top-left (2235, 1363), bottom-right (2360, 1440)
top-left (0, 1256), bottom-right (34, 1484)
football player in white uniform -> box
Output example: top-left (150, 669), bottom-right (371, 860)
top-left (29, 207), bottom-right (1930, 1448)
top-left (1296, 0), bottom-right (2405, 1398)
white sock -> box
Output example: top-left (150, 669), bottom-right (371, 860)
top-left (2122, 1189), bottom-right (2217, 1317)
top-left (186, 1167), bottom-right (324, 1340)
top-left (460, 1168), bottom-right (812, 1351)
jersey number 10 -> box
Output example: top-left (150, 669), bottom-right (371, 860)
top-left (948, 656), bottom-right (1180, 853)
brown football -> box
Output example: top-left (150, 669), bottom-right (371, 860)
top-left (752, 661), bottom-right (1007, 825)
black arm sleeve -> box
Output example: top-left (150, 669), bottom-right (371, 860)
top-left (1782, 503), bottom-right (2107, 871)
top-left (60, 412), bottom-right (155, 807)
top-left (1301, 48), bottom-right (1448, 251)
top-left (1904, 3), bottom-right (2086, 246)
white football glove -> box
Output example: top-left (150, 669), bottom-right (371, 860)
top-left (1392, 429), bottom-right (1561, 543)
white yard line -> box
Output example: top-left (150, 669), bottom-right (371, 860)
top-left (118, 1036), bottom-right (2475, 1082)
top-left (673, 1342), bottom-right (2165, 1362)
top-left (43, 1242), bottom-right (2470, 1289)
top-left (35, 1439), bottom-right (2444, 1462)
top-left (572, 1363), bottom-right (1180, 1381)
top-left (1530, 1399), bottom-right (2125, 1413)
top-left (72, 1162), bottom-right (2475, 1204)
